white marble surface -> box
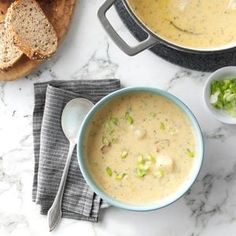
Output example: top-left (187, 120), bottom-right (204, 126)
top-left (0, 0), bottom-right (236, 235)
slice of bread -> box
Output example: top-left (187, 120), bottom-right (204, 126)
top-left (0, 21), bottom-right (23, 70)
top-left (6, 0), bottom-right (58, 60)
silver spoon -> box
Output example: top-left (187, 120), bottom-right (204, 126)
top-left (47, 98), bottom-right (94, 232)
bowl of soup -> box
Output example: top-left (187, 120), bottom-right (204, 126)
top-left (77, 87), bottom-right (204, 211)
top-left (98, 0), bottom-right (236, 55)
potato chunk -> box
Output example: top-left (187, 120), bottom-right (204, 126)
top-left (134, 128), bottom-right (147, 139)
top-left (156, 154), bottom-right (174, 173)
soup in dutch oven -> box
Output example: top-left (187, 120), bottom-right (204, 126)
top-left (127, 0), bottom-right (236, 49)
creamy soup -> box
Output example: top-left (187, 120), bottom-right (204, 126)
top-left (127, 0), bottom-right (236, 49)
top-left (85, 93), bottom-right (196, 204)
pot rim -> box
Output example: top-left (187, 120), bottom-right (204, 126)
top-left (121, 0), bottom-right (236, 54)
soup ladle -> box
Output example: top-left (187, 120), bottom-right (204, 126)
top-left (47, 98), bottom-right (94, 231)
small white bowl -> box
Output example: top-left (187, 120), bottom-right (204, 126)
top-left (203, 66), bottom-right (236, 124)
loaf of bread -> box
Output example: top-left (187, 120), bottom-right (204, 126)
top-left (0, 21), bottom-right (23, 70)
top-left (6, 0), bottom-right (58, 60)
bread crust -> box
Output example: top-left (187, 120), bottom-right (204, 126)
top-left (0, 21), bottom-right (23, 70)
top-left (6, 0), bottom-right (58, 60)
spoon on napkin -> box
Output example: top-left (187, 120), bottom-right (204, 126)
top-left (47, 98), bottom-right (94, 231)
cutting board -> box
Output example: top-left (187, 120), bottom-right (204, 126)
top-left (0, 0), bottom-right (76, 81)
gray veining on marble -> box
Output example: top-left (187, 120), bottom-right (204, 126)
top-left (71, 42), bottom-right (119, 80)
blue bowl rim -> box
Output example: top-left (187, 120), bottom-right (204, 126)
top-left (77, 86), bottom-right (204, 211)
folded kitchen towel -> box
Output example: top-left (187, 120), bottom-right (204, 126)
top-left (32, 79), bottom-right (121, 222)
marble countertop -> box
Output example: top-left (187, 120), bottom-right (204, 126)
top-left (1, 0), bottom-right (236, 235)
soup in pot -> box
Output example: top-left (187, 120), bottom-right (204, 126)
top-left (84, 92), bottom-right (196, 204)
top-left (127, 0), bottom-right (236, 49)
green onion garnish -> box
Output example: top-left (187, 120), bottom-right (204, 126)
top-left (106, 167), bottom-right (113, 176)
top-left (125, 111), bottom-right (134, 124)
top-left (111, 137), bottom-right (118, 144)
top-left (121, 150), bottom-right (128, 159)
top-left (102, 136), bottom-right (110, 146)
top-left (136, 159), bottom-right (151, 178)
top-left (146, 154), bottom-right (155, 162)
top-left (137, 154), bottom-right (145, 164)
top-left (115, 173), bottom-right (127, 180)
top-left (186, 148), bottom-right (195, 158)
top-left (160, 122), bottom-right (166, 130)
top-left (136, 168), bottom-right (147, 178)
top-left (111, 117), bottom-right (119, 126)
top-left (138, 163), bottom-right (150, 171)
top-left (135, 154), bottom-right (156, 178)
top-left (105, 121), bottom-right (114, 134)
top-left (210, 78), bottom-right (236, 116)
top-left (154, 169), bottom-right (164, 178)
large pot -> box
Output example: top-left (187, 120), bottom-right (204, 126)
top-left (98, 0), bottom-right (236, 56)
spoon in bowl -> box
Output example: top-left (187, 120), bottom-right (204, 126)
top-left (47, 98), bottom-right (94, 231)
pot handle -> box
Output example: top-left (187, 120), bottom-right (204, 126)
top-left (98, 0), bottom-right (158, 56)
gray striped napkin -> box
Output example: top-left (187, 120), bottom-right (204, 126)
top-left (32, 79), bottom-right (120, 222)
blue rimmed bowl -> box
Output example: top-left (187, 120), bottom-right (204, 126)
top-left (77, 87), bottom-right (204, 211)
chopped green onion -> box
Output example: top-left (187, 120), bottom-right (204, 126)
top-left (121, 150), bottom-right (128, 159)
top-left (160, 122), bottom-right (166, 130)
top-left (136, 162), bottom-right (150, 176)
top-left (137, 163), bottom-right (150, 171)
top-left (111, 117), bottom-right (119, 126)
top-left (102, 136), bottom-right (110, 146)
top-left (137, 154), bottom-right (145, 164)
top-left (105, 121), bottom-right (113, 131)
top-left (210, 78), bottom-right (236, 116)
top-left (186, 148), bottom-right (195, 158)
top-left (111, 137), bottom-right (118, 144)
top-left (136, 168), bottom-right (147, 178)
top-left (146, 154), bottom-right (156, 162)
top-left (145, 161), bottom-right (152, 169)
top-left (125, 111), bottom-right (134, 124)
top-left (137, 163), bottom-right (145, 169)
top-left (106, 167), bottom-right (113, 176)
top-left (154, 169), bottom-right (164, 178)
top-left (105, 119), bottom-right (116, 135)
top-left (115, 173), bottom-right (127, 180)
top-left (136, 154), bottom-right (156, 178)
